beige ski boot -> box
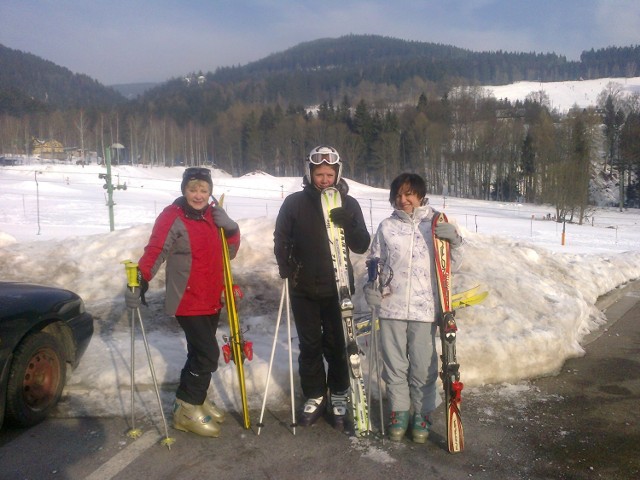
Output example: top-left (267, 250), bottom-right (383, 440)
top-left (202, 400), bottom-right (226, 423)
top-left (172, 399), bottom-right (221, 437)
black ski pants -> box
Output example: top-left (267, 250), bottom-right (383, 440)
top-left (290, 293), bottom-right (349, 399)
top-left (175, 314), bottom-right (221, 405)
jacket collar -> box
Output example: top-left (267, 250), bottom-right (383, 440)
top-left (302, 178), bottom-right (349, 199)
top-left (173, 196), bottom-right (210, 220)
top-left (392, 205), bottom-right (433, 223)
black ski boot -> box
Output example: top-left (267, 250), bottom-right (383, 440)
top-left (329, 390), bottom-right (349, 432)
top-left (298, 396), bottom-right (326, 426)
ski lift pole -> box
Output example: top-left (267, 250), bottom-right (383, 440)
top-left (122, 260), bottom-right (175, 449)
top-left (100, 148), bottom-right (127, 232)
top-left (105, 149), bottom-right (115, 231)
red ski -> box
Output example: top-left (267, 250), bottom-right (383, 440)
top-left (432, 212), bottom-right (464, 453)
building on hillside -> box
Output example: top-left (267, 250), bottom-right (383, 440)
top-left (31, 138), bottom-right (66, 160)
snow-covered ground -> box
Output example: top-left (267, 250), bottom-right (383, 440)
top-left (0, 77), bottom-right (639, 424)
top-left (484, 76), bottom-right (640, 112)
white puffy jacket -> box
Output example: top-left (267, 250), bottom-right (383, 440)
top-left (368, 205), bottom-right (462, 323)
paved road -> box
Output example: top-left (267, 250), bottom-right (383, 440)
top-left (1, 283), bottom-right (639, 480)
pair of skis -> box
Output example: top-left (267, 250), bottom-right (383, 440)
top-left (432, 212), bottom-right (465, 453)
top-left (321, 187), bottom-right (371, 437)
top-left (214, 195), bottom-right (252, 430)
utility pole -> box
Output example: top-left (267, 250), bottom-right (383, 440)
top-left (99, 147), bottom-right (127, 231)
top-left (34, 171), bottom-right (42, 235)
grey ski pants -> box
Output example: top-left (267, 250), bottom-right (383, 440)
top-left (379, 319), bottom-right (442, 415)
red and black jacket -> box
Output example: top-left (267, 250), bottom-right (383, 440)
top-left (138, 197), bottom-right (240, 316)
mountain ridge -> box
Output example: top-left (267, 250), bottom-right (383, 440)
top-left (2, 35), bottom-right (639, 111)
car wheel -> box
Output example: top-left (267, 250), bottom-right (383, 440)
top-left (5, 332), bottom-right (67, 427)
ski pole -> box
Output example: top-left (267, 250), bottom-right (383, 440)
top-left (371, 310), bottom-right (385, 441)
top-left (128, 290), bottom-right (138, 439)
top-left (257, 279), bottom-right (297, 435)
top-left (285, 279), bottom-right (297, 434)
top-left (134, 306), bottom-right (174, 448)
top-left (257, 279), bottom-right (287, 435)
top-left (366, 312), bottom-right (385, 439)
top-left (367, 258), bottom-right (385, 439)
top-left (122, 260), bottom-right (175, 449)
top-left (123, 260), bottom-right (142, 440)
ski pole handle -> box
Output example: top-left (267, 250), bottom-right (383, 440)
top-left (121, 260), bottom-right (140, 288)
top-left (366, 258), bottom-right (379, 283)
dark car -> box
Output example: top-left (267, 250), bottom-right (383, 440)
top-left (0, 282), bottom-right (93, 429)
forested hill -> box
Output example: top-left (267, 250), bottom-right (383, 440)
top-left (216, 35), bottom-right (639, 83)
top-left (216, 35), bottom-right (473, 78)
top-left (0, 44), bottom-right (126, 113)
top-left (144, 34), bottom-right (640, 108)
top-left (1, 35), bottom-right (639, 114)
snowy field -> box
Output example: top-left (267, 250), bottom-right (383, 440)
top-left (0, 77), bottom-right (639, 424)
top-left (483, 76), bottom-right (640, 112)
top-left (1, 162), bottom-right (639, 423)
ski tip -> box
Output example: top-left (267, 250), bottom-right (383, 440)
top-left (432, 212), bottom-right (449, 229)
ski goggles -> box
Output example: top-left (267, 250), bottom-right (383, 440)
top-left (309, 151), bottom-right (340, 165)
top-left (183, 167), bottom-right (212, 181)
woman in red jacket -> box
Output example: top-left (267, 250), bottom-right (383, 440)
top-left (126, 167), bottom-right (240, 437)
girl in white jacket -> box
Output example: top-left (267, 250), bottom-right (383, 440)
top-left (365, 173), bottom-right (463, 443)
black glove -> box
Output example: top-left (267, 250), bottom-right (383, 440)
top-left (435, 223), bottom-right (462, 247)
top-left (140, 276), bottom-right (149, 305)
top-left (212, 206), bottom-right (239, 232)
top-left (278, 265), bottom-right (292, 279)
top-left (329, 207), bottom-right (355, 229)
top-left (276, 240), bottom-right (297, 280)
top-left (278, 257), bottom-right (300, 281)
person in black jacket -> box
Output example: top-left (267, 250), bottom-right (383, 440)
top-left (274, 145), bottom-right (370, 431)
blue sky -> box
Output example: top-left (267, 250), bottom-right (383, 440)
top-left (1, 0), bottom-right (638, 85)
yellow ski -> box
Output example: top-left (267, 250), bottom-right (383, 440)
top-left (215, 195), bottom-right (251, 429)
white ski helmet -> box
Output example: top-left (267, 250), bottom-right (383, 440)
top-left (306, 145), bottom-right (342, 184)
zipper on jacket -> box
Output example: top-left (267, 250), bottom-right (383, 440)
top-left (404, 217), bottom-right (417, 318)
